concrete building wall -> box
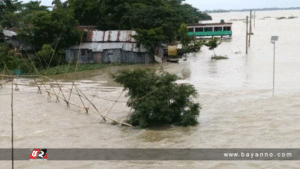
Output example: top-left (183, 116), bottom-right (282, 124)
top-left (93, 52), bottom-right (103, 63)
top-left (66, 49), bottom-right (94, 63)
top-left (66, 49), bottom-right (73, 63)
top-left (142, 53), bottom-right (151, 63)
top-left (123, 51), bottom-right (141, 63)
top-left (122, 51), bottom-right (152, 63)
top-left (103, 49), bottom-right (122, 63)
top-left (66, 46), bottom-right (154, 64)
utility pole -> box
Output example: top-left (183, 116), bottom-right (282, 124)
top-left (249, 10), bottom-right (252, 46)
top-left (273, 42), bottom-right (275, 96)
top-left (254, 11), bottom-right (256, 27)
top-left (271, 36), bottom-right (279, 96)
top-left (246, 16), bottom-right (248, 54)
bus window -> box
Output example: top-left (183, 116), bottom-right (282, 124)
top-left (204, 27), bottom-right (213, 32)
top-left (188, 28), bottom-right (194, 32)
top-left (195, 27), bottom-right (203, 32)
top-left (214, 27), bottom-right (222, 31)
top-left (224, 26), bottom-right (231, 31)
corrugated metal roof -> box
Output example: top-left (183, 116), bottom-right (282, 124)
top-left (131, 31), bottom-right (137, 42)
top-left (70, 42), bottom-right (148, 52)
top-left (3, 29), bottom-right (17, 37)
top-left (119, 31), bottom-right (126, 42)
top-left (92, 31), bottom-right (103, 42)
top-left (91, 30), bottom-right (137, 42)
top-left (104, 31), bottom-right (109, 41)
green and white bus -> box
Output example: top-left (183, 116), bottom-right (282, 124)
top-left (187, 22), bottom-right (232, 38)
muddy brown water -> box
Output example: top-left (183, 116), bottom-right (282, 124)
top-left (1, 10), bottom-right (300, 168)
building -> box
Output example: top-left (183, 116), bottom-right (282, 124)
top-left (66, 28), bottom-right (160, 64)
top-left (187, 21), bottom-right (233, 38)
top-left (2, 29), bottom-right (33, 57)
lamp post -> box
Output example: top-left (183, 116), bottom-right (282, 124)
top-left (271, 36), bottom-right (278, 96)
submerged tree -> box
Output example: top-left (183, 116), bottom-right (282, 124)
top-left (205, 37), bottom-right (221, 56)
top-left (178, 24), bottom-right (204, 57)
top-left (132, 27), bottom-right (164, 61)
top-left (112, 69), bottom-right (201, 128)
top-left (178, 24), bottom-right (192, 47)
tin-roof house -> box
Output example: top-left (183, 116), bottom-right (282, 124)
top-left (66, 28), bottom-right (157, 64)
top-left (2, 29), bottom-right (33, 57)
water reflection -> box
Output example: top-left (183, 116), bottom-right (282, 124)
top-left (207, 59), bottom-right (218, 75)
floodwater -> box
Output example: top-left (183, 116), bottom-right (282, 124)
top-left (1, 10), bottom-right (300, 168)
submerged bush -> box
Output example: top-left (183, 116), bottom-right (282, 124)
top-left (276, 17), bottom-right (286, 20)
top-left (111, 69), bottom-right (201, 128)
top-left (211, 55), bottom-right (229, 60)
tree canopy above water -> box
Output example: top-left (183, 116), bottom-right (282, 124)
top-left (112, 69), bottom-right (201, 128)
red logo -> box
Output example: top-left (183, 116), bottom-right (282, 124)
top-left (30, 149), bottom-right (47, 160)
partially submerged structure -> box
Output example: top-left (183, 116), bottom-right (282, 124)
top-left (66, 28), bottom-right (155, 64)
top-left (187, 21), bottom-right (232, 38)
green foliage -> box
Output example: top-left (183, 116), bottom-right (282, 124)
top-left (35, 44), bottom-right (53, 68)
top-left (178, 23), bottom-right (193, 47)
top-left (112, 69), bottom-right (201, 128)
top-left (17, 6), bottom-right (81, 53)
top-left (0, 27), bottom-right (4, 43)
top-left (205, 37), bottom-right (219, 56)
top-left (1, 11), bottom-right (19, 28)
top-left (34, 44), bottom-right (66, 69)
top-left (205, 37), bottom-right (218, 50)
top-left (189, 39), bottom-right (205, 53)
top-left (21, 1), bottom-right (48, 15)
top-left (129, 2), bottom-right (178, 43)
top-left (1, 0), bottom-right (46, 29)
top-left (2, 53), bottom-right (22, 70)
top-left (1, 0), bottom-right (81, 53)
top-left (0, 0), bottom-right (20, 20)
top-left (68, 0), bottom-right (211, 45)
top-left (68, 0), bottom-right (103, 26)
top-left (177, 24), bottom-right (204, 55)
top-left (133, 27), bottom-right (164, 59)
top-left (0, 0), bottom-right (21, 28)
top-left (1, 0), bottom-right (212, 70)
top-left (0, 42), bottom-right (34, 72)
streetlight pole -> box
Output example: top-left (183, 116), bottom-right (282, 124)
top-left (271, 36), bottom-right (278, 96)
top-left (273, 41), bottom-right (275, 96)
top-left (249, 10), bottom-right (252, 46)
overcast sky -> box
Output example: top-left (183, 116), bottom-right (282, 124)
top-left (21, 0), bottom-right (300, 11)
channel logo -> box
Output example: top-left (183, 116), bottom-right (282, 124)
top-left (30, 149), bottom-right (47, 160)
